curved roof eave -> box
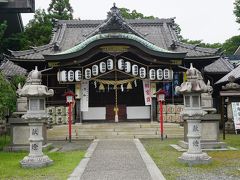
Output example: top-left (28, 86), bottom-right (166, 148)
top-left (44, 33), bottom-right (186, 61)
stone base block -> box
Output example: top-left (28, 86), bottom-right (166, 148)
top-left (20, 155), bottom-right (53, 168)
top-left (178, 152), bottom-right (212, 166)
top-left (178, 140), bottom-right (227, 149)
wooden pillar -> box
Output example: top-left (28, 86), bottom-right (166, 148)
top-left (75, 99), bottom-right (82, 123)
top-left (151, 97), bottom-right (157, 122)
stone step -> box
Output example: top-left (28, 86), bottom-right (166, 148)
top-left (71, 123), bottom-right (181, 128)
top-left (77, 131), bottom-right (158, 136)
top-left (47, 123), bottom-right (184, 140)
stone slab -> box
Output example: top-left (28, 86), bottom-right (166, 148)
top-left (171, 144), bottom-right (237, 151)
top-left (178, 140), bottom-right (227, 149)
top-left (134, 139), bottom-right (165, 180)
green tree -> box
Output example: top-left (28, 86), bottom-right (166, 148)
top-left (119, 8), bottom-right (185, 41)
top-left (23, 9), bottom-right (53, 47)
top-left (10, 75), bottom-right (26, 90)
top-left (119, 8), bottom-right (154, 19)
top-left (181, 39), bottom-right (222, 49)
top-left (222, 35), bottom-right (240, 55)
top-left (48, 0), bottom-right (73, 20)
top-left (234, 0), bottom-right (240, 24)
top-left (0, 73), bottom-right (17, 119)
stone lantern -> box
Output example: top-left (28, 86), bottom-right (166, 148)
top-left (175, 64), bottom-right (211, 165)
top-left (18, 66), bottom-right (54, 168)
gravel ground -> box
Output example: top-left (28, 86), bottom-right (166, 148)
top-left (81, 139), bottom-right (152, 180)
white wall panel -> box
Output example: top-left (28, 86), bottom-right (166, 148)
top-left (127, 106), bottom-right (150, 119)
top-left (83, 107), bottom-right (106, 120)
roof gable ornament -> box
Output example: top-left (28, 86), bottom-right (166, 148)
top-left (88, 3), bottom-right (145, 38)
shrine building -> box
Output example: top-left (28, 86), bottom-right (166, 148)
top-left (9, 5), bottom-right (222, 123)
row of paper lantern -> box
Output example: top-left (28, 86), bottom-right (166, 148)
top-left (57, 68), bottom-right (173, 82)
top-left (57, 59), bottom-right (173, 82)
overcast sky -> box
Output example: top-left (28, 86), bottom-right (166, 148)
top-left (21, 0), bottom-right (239, 43)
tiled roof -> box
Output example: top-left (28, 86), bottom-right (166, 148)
top-left (0, 60), bottom-right (27, 77)
top-left (9, 7), bottom-right (220, 61)
top-left (215, 65), bottom-right (240, 84)
top-left (204, 57), bottom-right (234, 74)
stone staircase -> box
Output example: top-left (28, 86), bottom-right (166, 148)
top-left (47, 122), bottom-right (184, 140)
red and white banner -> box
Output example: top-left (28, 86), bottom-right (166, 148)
top-left (143, 80), bottom-right (152, 106)
top-left (231, 102), bottom-right (240, 130)
top-left (81, 80), bottom-right (89, 112)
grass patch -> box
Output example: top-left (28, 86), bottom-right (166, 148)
top-left (222, 134), bottom-right (240, 149)
top-left (0, 150), bottom-right (85, 179)
top-left (0, 136), bottom-right (88, 179)
top-left (141, 134), bottom-right (240, 180)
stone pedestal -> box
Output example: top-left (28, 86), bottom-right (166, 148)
top-left (178, 116), bottom-right (212, 165)
top-left (20, 122), bottom-right (53, 168)
top-left (179, 114), bottom-right (226, 149)
top-left (6, 117), bottom-right (47, 151)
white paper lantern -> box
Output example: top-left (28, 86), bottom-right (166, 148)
top-left (107, 59), bottom-right (114, 70)
top-left (60, 70), bottom-right (67, 82)
top-left (149, 69), bottom-right (156, 80)
top-left (139, 67), bottom-right (146, 79)
top-left (68, 70), bottom-right (74, 82)
top-left (99, 62), bottom-right (106, 73)
top-left (92, 65), bottom-right (99, 76)
top-left (75, 70), bottom-right (81, 81)
top-left (132, 64), bottom-right (138, 76)
top-left (85, 68), bottom-right (91, 79)
top-left (125, 61), bottom-right (131, 73)
top-left (118, 59), bottom-right (125, 70)
top-left (163, 68), bottom-right (170, 80)
top-left (157, 69), bottom-right (163, 80)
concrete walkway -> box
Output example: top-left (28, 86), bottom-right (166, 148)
top-left (68, 139), bottom-right (165, 180)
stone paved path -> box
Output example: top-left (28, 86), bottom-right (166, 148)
top-left (69, 139), bottom-right (165, 180)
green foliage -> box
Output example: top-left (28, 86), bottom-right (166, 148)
top-left (234, 0), bottom-right (240, 24)
top-left (119, 8), bottom-right (155, 19)
top-left (0, 73), bottom-right (16, 118)
top-left (24, 9), bottom-right (53, 47)
top-left (222, 35), bottom-right (240, 55)
top-left (181, 39), bottom-right (222, 49)
top-left (1, 32), bottom-right (30, 52)
top-left (10, 75), bottom-right (26, 90)
top-left (48, 0), bottom-right (73, 20)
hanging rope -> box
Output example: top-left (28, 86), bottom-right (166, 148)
top-left (94, 78), bottom-right (136, 86)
